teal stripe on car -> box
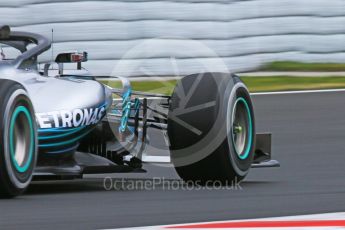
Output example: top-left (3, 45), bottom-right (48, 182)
top-left (38, 126), bottom-right (85, 140)
top-left (38, 126), bottom-right (86, 133)
top-left (38, 129), bottom-right (93, 148)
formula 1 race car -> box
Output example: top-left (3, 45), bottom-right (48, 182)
top-left (0, 25), bottom-right (279, 197)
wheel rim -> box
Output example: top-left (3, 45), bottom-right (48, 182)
top-left (231, 97), bottom-right (253, 160)
top-left (9, 105), bottom-right (34, 173)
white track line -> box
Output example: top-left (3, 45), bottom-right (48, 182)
top-left (112, 89), bottom-right (345, 101)
top-left (239, 71), bottom-right (345, 77)
top-left (251, 88), bottom-right (345, 96)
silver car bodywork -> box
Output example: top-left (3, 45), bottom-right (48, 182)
top-left (0, 53), bottom-right (112, 157)
top-left (0, 67), bottom-right (112, 113)
top-left (0, 25), bottom-right (160, 177)
top-left (0, 25), bottom-right (279, 179)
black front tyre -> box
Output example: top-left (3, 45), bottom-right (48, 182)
top-left (0, 80), bottom-right (37, 198)
top-left (168, 73), bottom-right (255, 184)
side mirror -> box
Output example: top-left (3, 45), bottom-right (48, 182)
top-left (55, 51), bottom-right (88, 63)
top-left (55, 51), bottom-right (88, 70)
top-left (0, 25), bottom-right (10, 39)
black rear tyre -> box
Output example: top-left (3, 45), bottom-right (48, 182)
top-left (0, 80), bottom-right (37, 198)
top-left (168, 73), bottom-right (255, 185)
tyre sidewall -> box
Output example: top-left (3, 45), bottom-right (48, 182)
top-left (224, 81), bottom-right (255, 177)
top-left (0, 82), bottom-right (37, 196)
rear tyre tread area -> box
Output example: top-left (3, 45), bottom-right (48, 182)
top-left (168, 73), bottom-right (255, 185)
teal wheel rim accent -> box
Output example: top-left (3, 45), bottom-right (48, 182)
top-left (231, 97), bottom-right (253, 160)
top-left (9, 105), bottom-right (35, 173)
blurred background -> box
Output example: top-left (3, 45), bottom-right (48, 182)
top-left (1, 0), bottom-right (345, 77)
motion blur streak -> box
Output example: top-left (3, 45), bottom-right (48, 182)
top-left (1, 0), bottom-right (345, 75)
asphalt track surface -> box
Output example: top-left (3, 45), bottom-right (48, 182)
top-left (1, 90), bottom-right (345, 230)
